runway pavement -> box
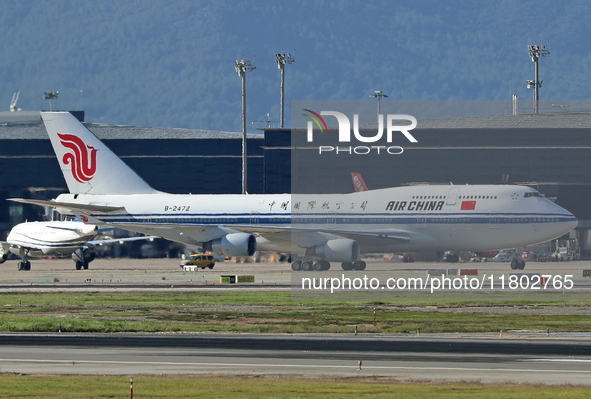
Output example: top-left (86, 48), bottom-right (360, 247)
top-left (3, 257), bottom-right (591, 384)
top-left (2, 333), bottom-right (591, 384)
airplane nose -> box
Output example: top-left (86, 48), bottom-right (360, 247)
top-left (545, 201), bottom-right (578, 238)
top-left (559, 208), bottom-right (578, 235)
top-left (567, 213), bottom-right (578, 231)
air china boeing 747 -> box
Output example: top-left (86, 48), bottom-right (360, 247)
top-left (10, 112), bottom-right (577, 271)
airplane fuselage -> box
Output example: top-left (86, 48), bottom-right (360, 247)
top-left (52, 184), bottom-right (577, 255)
top-left (6, 221), bottom-right (97, 257)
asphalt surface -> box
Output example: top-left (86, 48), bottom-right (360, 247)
top-left (2, 257), bottom-right (591, 385)
top-left (2, 333), bottom-right (591, 384)
top-left (1, 256), bottom-right (590, 289)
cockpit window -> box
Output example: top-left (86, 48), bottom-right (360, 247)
top-left (524, 192), bottom-right (544, 198)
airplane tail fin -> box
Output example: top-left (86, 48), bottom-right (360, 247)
top-left (41, 112), bottom-right (159, 195)
top-left (351, 173), bottom-right (368, 192)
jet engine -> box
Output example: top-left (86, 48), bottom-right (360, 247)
top-left (203, 233), bottom-right (256, 256)
top-left (0, 253), bottom-right (7, 264)
top-left (71, 247), bottom-right (96, 264)
top-left (306, 238), bottom-right (359, 262)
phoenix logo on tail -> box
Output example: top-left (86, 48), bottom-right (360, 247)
top-left (58, 133), bottom-right (98, 182)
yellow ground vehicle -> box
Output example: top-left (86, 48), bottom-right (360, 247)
top-left (180, 253), bottom-right (215, 269)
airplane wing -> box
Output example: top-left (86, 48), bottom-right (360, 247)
top-left (84, 235), bottom-right (157, 246)
top-left (8, 198), bottom-right (125, 213)
top-left (230, 225), bottom-right (409, 242)
top-left (8, 196), bottom-right (410, 251)
top-left (45, 225), bottom-right (98, 233)
top-left (229, 224), bottom-right (411, 250)
top-left (0, 242), bottom-right (10, 255)
top-left (325, 230), bottom-right (410, 244)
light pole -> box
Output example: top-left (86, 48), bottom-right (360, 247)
top-left (527, 44), bottom-right (549, 114)
top-left (275, 52), bottom-right (295, 128)
top-left (369, 90), bottom-right (388, 119)
top-left (235, 59), bottom-right (256, 194)
top-left (43, 91), bottom-right (59, 111)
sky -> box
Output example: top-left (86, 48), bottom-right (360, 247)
top-left (0, 0), bottom-right (589, 131)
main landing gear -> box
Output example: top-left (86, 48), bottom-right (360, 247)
top-left (290, 258), bottom-right (367, 271)
top-left (508, 249), bottom-right (526, 270)
top-left (291, 258), bottom-right (331, 271)
top-left (17, 261), bottom-right (31, 271)
top-left (75, 261), bottom-right (90, 270)
top-left (510, 258), bottom-right (526, 270)
top-left (17, 248), bottom-right (31, 271)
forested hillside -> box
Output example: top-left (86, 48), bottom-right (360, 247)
top-left (0, 0), bottom-right (589, 130)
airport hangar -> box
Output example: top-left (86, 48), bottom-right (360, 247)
top-left (0, 111), bottom-right (589, 256)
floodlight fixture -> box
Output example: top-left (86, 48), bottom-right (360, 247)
top-left (235, 59), bottom-right (256, 76)
top-left (526, 43), bottom-right (550, 114)
top-left (43, 91), bottom-right (59, 111)
top-left (369, 90), bottom-right (388, 118)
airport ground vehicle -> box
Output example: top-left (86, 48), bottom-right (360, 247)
top-left (180, 253), bottom-right (215, 269)
top-left (553, 247), bottom-right (571, 261)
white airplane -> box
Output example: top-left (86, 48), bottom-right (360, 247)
top-left (10, 112), bottom-right (578, 272)
top-left (0, 219), bottom-right (155, 271)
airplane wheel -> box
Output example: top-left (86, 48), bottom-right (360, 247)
top-left (353, 260), bottom-right (366, 271)
top-left (75, 261), bottom-right (82, 270)
top-left (510, 259), bottom-right (518, 270)
top-left (17, 262), bottom-right (22, 271)
top-left (321, 260), bottom-right (331, 270)
top-left (312, 261), bottom-right (323, 271)
top-left (341, 262), bottom-right (353, 271)
top-left (301, 259), bottom-right (313, 271)
top-left (83, 262), bottom-right (89, 270)
top-left (291, 261), bottom-right (302, 271)
top-left (518, 260), bottom-right (526, 270)
top-left (25, 261), bottom-right (31, 271)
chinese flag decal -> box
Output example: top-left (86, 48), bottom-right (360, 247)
top-left (461, 201), bottom-right (476, 210)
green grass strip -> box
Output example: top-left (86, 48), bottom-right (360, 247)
top-left (1, 291), bottom-right (591, 334)
top-left (1, 374), bottom-right (591, 398)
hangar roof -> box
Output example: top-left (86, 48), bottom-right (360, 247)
top-left (415, 113), bottom-right (591, 129)
top-left (0, 121), bottom-right (261, 140)
top-left (3, 112), bottom-right (591, 141)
